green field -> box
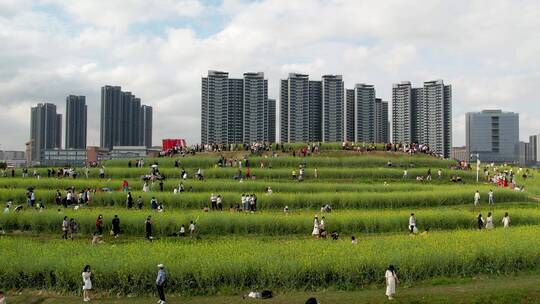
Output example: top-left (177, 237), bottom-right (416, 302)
top-left (0, 148), bottom-right (538, 302)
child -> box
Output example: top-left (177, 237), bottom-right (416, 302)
top-left (351, 236), bottom-right (358, 245)
top-left (179, 225), bottom-right (186, 237)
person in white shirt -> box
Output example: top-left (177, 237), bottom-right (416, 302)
top-left (179, 224), bottom-right (186, 237)
top-left (408, 213), bottom-right (416, 233)
top-left (82, 265), bottom-right (92, 302)
top-left (142, 182), bottom-right (150, 193)
top-left (351, 236), bottom-right (358, 245)
top-left (385, 265), bottom-right (399, 300)
top-left (403, 170), bottom-right (408, 179)
top-left (485, 212), bottom-right (494, 229)
top-left (488, 190), bottom-right (494, 205)
top-left (312, 216), bottom-right (320, 239)
top-left (189, 221), bottom-right (196, 238)
top-left (474, 191), bottom-right (481, 206)
top-left (502, 212), bottom-right (510, 228)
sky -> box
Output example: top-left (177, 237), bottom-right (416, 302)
top-left (0, 0), bottom-right (539, 151)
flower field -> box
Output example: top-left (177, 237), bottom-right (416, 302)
top-left (0, 148), bottom-right (538, 296)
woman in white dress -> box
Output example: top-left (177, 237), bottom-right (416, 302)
top-left (312, 216), bottom-right (320, 239)
top-left (82, 265), bottom-right (92, 302)
top-left (485, 212), bottom-right (494, 230)
top-left (502, 212), bottom-right (511, 228)
top-left (385, 265), bottom-right (398, 300)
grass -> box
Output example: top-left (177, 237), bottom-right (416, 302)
top-left (1, 204), bottom-right (537, 236)
top-left (5, 273), bottom-right (540, 303)
top-left (2, 227), bottom-right (540, 295)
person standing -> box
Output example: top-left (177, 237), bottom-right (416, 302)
top-left (485, 212), bottom-right (494, 230)
top-left (145, 216), bottom-right (153, 240)
top-left (403, 169), bottom-right (408, 179)
top-left (488, 190), bottom-right (494, 205)
top-left (312, 216), bottom-right (320, 239)
top-left (61, 216), bottom-right (69, 239)
top-left (69, 218), bottom-right (77, 239)
top-left (156, 264), bottom-right (167, 304)
top-left (95, 215), bottom-right (104, 236)
top-left (210, 193), bottom-right (217, 211)
top-left (477, 214), bottom-right (484, 230)
top-left (216, 195), bottom-right (223, 211)
top-left (502, 212), bottom-right (511, 228)
top-left (82, 265), bottom-right (92, 302)
top-left (137, 196), bottom-right (144, 209)
top-left (474, 190), bottom-right (481, 206)
top-left (408, 213), bottom-right (417, 233)
top-left (151, 197), bottom-right (158, 210)
top-left (112, 215), bottom-right (121, 238)
top-left (385, 265), bottom-right (399, 300)
top-left (126, 192), bottom-right (134, 209)
top-left (189, 220), bottom-right (196, 239)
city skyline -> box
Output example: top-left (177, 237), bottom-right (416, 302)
top-left (1, 0), bottom-right (539, 150)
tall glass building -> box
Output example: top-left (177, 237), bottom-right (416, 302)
top-left (466, 110), bottom-right (519, 163)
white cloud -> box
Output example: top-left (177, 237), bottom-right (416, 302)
top-left (42, 0), bottom-right (205, 30)
top-left (0, 0), bottom-right (539, 150)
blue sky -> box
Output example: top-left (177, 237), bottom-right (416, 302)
top-left (0, 0), bottom-right (539, 150)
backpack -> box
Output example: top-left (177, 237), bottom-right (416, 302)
top-left (261, 290), bottom-right (273, 299)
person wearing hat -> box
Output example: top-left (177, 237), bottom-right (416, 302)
top-left (156, 264), bottom-right (167, 304)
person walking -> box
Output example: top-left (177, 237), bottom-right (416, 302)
top-left (385, 265), bottom-right (399, 300)
top-left (485, 212), bottom-right (494, 230)
top-left (502, 212), bottom-right (511, 228)
top-left (156, 264), bottom-right (167, 304)
top-left (61, 216), bottom-right (69, 239)
top-left (210, 193), bottom-right (217, 211)
top-left (82, 265), bottom-right (92, 302)
top-left (145, 216), bottom-right (153, 241)
top-left (95, 215), bottom-right (104, 236)
top-left (474, 190), bottom-right (481, 206)
top-left (408, 213), bottom-right (417, 233)
top-left (216, 195), bottom-right (223, 211)
top-left (488, 190), bottom-right (494, 205)
top-left (137, 196), bottom-right (143, 209)
top-left (312, 216), bottom-right (320, 239)
top-left (69, 218), bottom-right (77, 239)
top-left (477, 214), bottom-right (484, 230)
top-left (126, 192), bottom-right (133, 209)
top-left (189, 220), bottom-right (196, 239)
top-left (112, 215), bottom-right (121, 238)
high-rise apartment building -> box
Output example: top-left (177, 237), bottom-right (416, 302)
top-left (392, 80), bottom-right (452, 158)
top-left (529, 134), bottom-right (540, 163)
top-left (29, 103), bottom-right (62, 163)
top-left (267, 99), bottom-right (276, 143)
top-left (280, 73), bottom-right (311, 143)
top-left (140, 105), bottom-right (153, 148)
top-left (353, 84), bottom-right (376, 143)
top-left (345, 89), bottom-right (355, 142)
top-left (100, 85), bottom-right (152, 150)
top-left (375, 98), bottom-right (390, 143)
top-left (466, 110), bottom-right (518, 163)
top-left (308, 80), bottom-right (322, 142)
top-left (243, 72), bottom-right (268, 143)
top-left (65, 95), bottom-right (87, 149)
top-left (321, 75), bottom-right (344, 142)
top-left (392, 81), bottom-right (413, 144)
top-left (201, 71), bottom-right (273, 145)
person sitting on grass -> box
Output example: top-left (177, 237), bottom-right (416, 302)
top-left (0, 290), bottom-right (5, 304)
top-left (331, 231), bottom-right (339, 240)
top-left (351, 235), bottom-right (358, 245)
